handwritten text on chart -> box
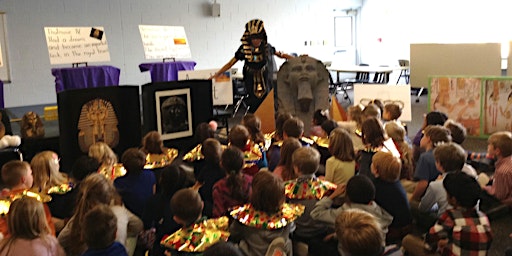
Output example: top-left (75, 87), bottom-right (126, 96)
top-left (44, 27), bottom-right (111, 65)
top-left (139, 25), bottom-right (192, 60)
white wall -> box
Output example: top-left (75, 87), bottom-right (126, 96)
top-left (0, 0), bottom-right (363, 107)
top-left (359, 0), bottom-right (511, 66)
top-left (2, 0), bottom-right (510, 107)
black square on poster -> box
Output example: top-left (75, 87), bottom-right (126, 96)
top-left (142, 80), bottom-right (213, 152)
top-left (57, 86), bottom-right (142, 172)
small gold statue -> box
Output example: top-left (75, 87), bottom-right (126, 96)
top-left (20, 111), bottom-right (45, 139)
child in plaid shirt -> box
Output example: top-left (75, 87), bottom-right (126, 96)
top-left (403, 172), bottom-right (493, 255)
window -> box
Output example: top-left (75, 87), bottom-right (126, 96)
top-left (334, 16), bottom-right (353, 47)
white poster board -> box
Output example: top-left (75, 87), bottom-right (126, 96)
top-left (44, 27), bottom-right (110, 65)
top-left (178, 69), bottom-right (233, 106)
top-left (354, 84), bottom-right (412, 121)
top-left (139, 25), bottom-right (192, 60)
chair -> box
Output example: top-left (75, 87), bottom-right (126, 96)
top-left (328, 71), bottom-right (351, 103)
top-left (396, 59), bottom-right (410, 84)
top-left (212, 107), bottom-right (231, 135)
top-left (345, 63), bottom-right (370, 84)
top-left (232, 79), bottom-right (250, 117)
top-left (371, 71), bottom-right (390, 84)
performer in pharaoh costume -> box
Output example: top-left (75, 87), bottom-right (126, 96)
top-left (210, 19), bottom-right (294, 112)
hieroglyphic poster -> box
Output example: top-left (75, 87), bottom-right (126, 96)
top-left (429, 77), bottom-right (482, 136)
top-left (483, 79), bottom-right (512, 134)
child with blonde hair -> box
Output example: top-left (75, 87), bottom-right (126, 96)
top-left (337, 105), bottom-right (364, 151)
top-left (89, 142), bottom-right (124, 180)
top-left (30, 150), bottom-right (69, 193)
top-left (31, 150), bottom-right (72, 233)
top-left (0, 197), bottom-right (65, 256)
top-left (483, 131), bottom-right (512, 204)
top-left (371, 151), bottom-right (411, 243)
top-left (284, 147), bottom-right (337, 255)
top-left (384, 121), bottom-right (413, 180)
top-left (325, 127), bottom-right (356, 185)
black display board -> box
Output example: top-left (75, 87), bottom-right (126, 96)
top-left (142, 80), bottom-right (213, 152)
top-left (57, 86), bottom-right (142, 172)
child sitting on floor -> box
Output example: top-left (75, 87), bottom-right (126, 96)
top-left (371, 151), bottom-right (412, 244)
top-left (310, 175), bottom-right (393, 235)
top-left (410, 125), bottom-right (452, 202)
top-left (0, 160), bottom-right (55, 237)
top-left (229, 171), bottom-right (304, 256)
top-left (482, 131), bottom-right (512, 205)
top-left (212, 147), bottom-right (252, 218)
top-left (336, 209), bottom-right (402, 256)
top-left (82, 204), bottom-right (127, 256)
top-left (284, 147), bottom-right (338, 255)
top-left (0, 197), bottom-right (65, 256)
top-left (160, 188), bottom-right (230, 255)
top-left (402, 172), bottom-right (493, 255)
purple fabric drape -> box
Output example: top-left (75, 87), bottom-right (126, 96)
top-left (51, 65), bottom-right (120, 92)
top-left (139, 61), bottom-right (196, 82)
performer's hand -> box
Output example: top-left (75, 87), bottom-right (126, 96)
top-left (208, 73), bottom-right (218, 80)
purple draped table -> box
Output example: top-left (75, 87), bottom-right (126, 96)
top-left (139, 61), bottom-right (196, 82)
top-left (51, 65), bottom-right (121, 93)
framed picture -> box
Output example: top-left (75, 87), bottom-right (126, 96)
top-left (155, 88), bottom-right (193, 140)
top-left (483, 78), bottom-right (512, 135)
top-left (429, 77), bottom-right (482, 136)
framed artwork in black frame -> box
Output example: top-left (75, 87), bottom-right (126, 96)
top-left (155, 88), bottom-right (193, 140)
top-left (142, 80), bottom-right (213, 152)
